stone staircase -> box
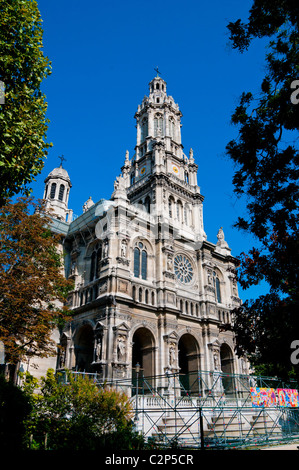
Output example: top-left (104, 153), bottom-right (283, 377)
top-left (150, 413), bottom-right (200, 445)
top-left (150, 409), bottom-right (283, 444)
top-left (248, 410), bottom-right (282, 436)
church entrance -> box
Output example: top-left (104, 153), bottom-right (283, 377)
top-left (74, 324), bottom-right (94, 372)
top-left (220, 343), bottom-right (235, 397)
top-left (178, 334), bottom-right (200, 395)
top-left (132, 327), bottom-right (155, 392)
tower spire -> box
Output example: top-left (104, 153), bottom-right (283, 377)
top-left (154, 66), bottom-right (161, 77)
top-left (58, 155), bottom-right (66, 168)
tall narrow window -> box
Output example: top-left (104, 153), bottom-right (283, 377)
top-left (184, 204), bottom-right (188, 225)
top-left (141, 118), bottom-right (148, 142)
top-left (145, 196), bottom-right (151, 213)
top-left (216, 277), bottom-right (221, 303)
top-left (96, 246), bottom-right (102, 278)
top-left (90, 251), bottom-right (96, 281)
top-left (134, 247), bottom-right (140, 277)
top-left (50, 183), bottom-right (56, 199)
top-left (133, 243), bottom-right (148, 280)
top-left (169, 197), bottom-right (174, 218)
top-left (213, 271), bottom-right (222, 303)
top-left (141, 250), bottom-right (147, 280)
top-left (58, 184), bottom-right (65, 201)
top-left (177, 200), bottom-right (182, 221)
top-left (169, 118), bottom-right (175, 139)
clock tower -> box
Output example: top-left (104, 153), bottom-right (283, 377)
top-left (124, 73), bottom-right (206, 243)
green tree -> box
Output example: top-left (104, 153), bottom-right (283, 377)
top-left (226, 0), bottom-right (299, 379)
top-left (24, 369), bottom-right (142, 450)
top-left (0, 198), bottom-right (73, 375)
top-left (0, 0), bottom-right (52, 206)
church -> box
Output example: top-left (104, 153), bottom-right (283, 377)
top-left (42, 73), bottom-right (246, 386)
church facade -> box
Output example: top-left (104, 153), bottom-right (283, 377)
top-left (43, 74), bottom-right (246, 386)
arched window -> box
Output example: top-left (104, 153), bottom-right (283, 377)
top-left (169, 118), bottom-right (175, 139)
top-left (90, 246), bottom-right (102, 282)
top-left (141, 249), bottom-right (147, 280)
top-left (50, 183), bottom-right (56, 199)
top-left (58, 184), bottom-right (65, 201)
top-left (177, 200), bottom-right (183, 221)
top-left (213, 271), bottom-right (222, 303)
top-left (169, 196), bottom-right (174, 218)
top-left (134, 243), bottom-right (148, 280)
top-left (134, 247), bottom-right (140, 278)
top-left (144, 196), bottom-right (151, 213)
top-left (90, 251), bottom-right (96, 282)
top-left (184, 204), bottom-right (188, 225)
top-left (141, 118), bottom-right (148, 142)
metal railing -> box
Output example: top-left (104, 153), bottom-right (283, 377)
top-left (57, 369), bottom-right (299, 449)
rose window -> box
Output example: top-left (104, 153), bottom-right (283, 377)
top-left (174, 255), bottom-right (193, 284)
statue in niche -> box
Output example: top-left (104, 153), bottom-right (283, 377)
top-left (103, 239), bottom-right (109, 258)
top-left (169, 344), bottom-right (176, 366)
top-left (167, 254), bottom-right (173, 271)
top-left (213, 352), bottom-right (220, 371)
top-left (70, 259), bottom-right (77, 276)
top-left (58, 347), bottom-right (66, 368)
top-left (117, 335), bottom-right (126, 361)
top-left (121, 239), bottom-right (127, 257)
top-left (95, 337), bottom-right (102, 362)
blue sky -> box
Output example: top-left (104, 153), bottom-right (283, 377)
top-left (33, 0), bottom-right (269, 301)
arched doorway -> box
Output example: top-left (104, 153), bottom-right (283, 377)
top-left (74, 324), bottom-right (94, 372)
top-left (132, 327), bottom-right (155, 391)
top-left (178, 334), bottom-right (200, 395)
top-left (220, 343), bottom-right (235, 396)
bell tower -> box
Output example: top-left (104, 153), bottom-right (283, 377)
top-left (43, 157), bottom-right (73, 222)
top-left (123, 72), bottom-right (206, 241)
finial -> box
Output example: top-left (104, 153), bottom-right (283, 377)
top-left (154, 66), bottom-right (161, 77)
top-left (58, 155), bottom-right (66, 167)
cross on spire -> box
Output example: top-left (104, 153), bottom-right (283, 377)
top-left (58, 155), bottom-right (66, 167)
top-left (154, 66), bottom-right (161, 77)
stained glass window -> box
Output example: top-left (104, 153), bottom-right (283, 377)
top-left (174, 255), bottom-right (193, 284)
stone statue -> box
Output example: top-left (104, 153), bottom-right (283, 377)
top-left (117, 336), bottom-right (126, 361)
top-left (121, 239), bottom-right (127, 257)
top-left (169, 344), bottom-right (176, 366)
top-left (95, 338), bottom-right (102, 362)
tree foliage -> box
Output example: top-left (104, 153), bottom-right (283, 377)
top-left (226, 0), bottom-right (299, 379)
top-left (0, 198), bottom-right (73, 366)
top-left (0, 0), bottom-right (52, 206)
top-left (23, 369), bottom-right (142, 451)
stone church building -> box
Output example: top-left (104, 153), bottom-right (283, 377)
top-left (42, 74), bottom-right (246, 385)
